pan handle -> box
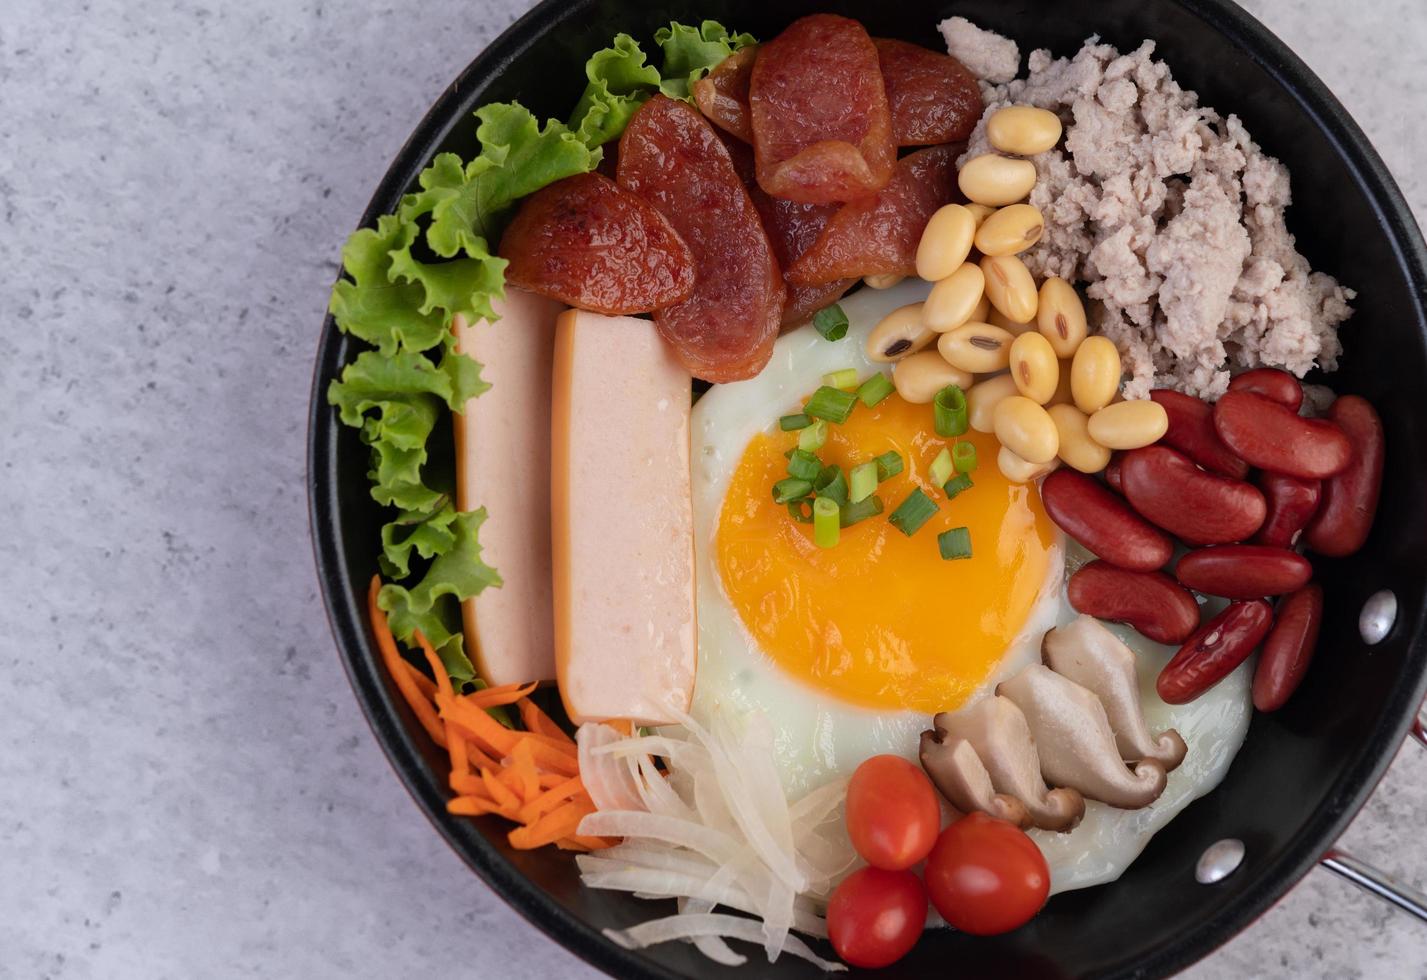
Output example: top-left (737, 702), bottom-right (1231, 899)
top-left (1316, 707), bottom-right (1427, 923)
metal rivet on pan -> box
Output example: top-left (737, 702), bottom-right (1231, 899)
top-left (1196, 838), bottom-right (1245, 884)
top-left (1360, 590), bottom-right (1397, 646)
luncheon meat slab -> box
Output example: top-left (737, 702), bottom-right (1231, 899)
top-left (723, 134), bottom-right (854, 328)
top-left (693, 45), bottom-right (757, 143)
top-left (498, 171), bottom-right (695, 315)
top-left (551, 310), bottom-right (696, 725)
top-left (749, 14), bottom-right (896, 204)
top-left (452, 290), bottom-right (564, 686)
top-left (875, 38), bottom-right (982, 145)
top-left (788, 144), bottom-right (960, 285)
top-left (618, 95), bottom-right (784, 381)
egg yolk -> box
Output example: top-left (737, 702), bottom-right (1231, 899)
top-left (715, 391), bottom-right (1056, 713)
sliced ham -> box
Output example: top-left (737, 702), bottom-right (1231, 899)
top-left (452, 289), bottom-right (564, 685)
top-left (550, 309), bottom-right (697, 725)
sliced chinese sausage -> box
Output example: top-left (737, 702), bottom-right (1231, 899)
top-left (749, 14), bottom-right (896, 204)
top-left (499, 172), bottom-right (696, 315)
top-left (725, 135), bottom-right (854, 328)
top-left (874, 38), bottom-right (982, 146)
top-left (693, 45), bottom-right (757, 143)
top-left (787, 144), bottom-right (960, 286)
top-left (618, 95), bottom-right (785, 382)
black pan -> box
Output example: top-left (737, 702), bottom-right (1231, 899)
top-left (308, 0), bottom-right (1427, 975)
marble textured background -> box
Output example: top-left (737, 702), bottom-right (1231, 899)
top-left (2, 0), bottom-right (1424, 977)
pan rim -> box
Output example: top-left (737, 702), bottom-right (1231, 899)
top-left (307, 1), bottom-right (1427, 977)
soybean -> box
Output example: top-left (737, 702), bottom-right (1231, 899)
top-left (980, 254), bottom-right (1039, 324)
top-left (998, 444), bottom-right (1060, 484)
top-left (975, 204), bottom-right (1044, 257)
top-left (1048, 359), bottom-right (1075, 406)
top-left (1037, 277), bottom-right (1088, 358)
top-left (989, 307), bottom-right (1035, 335)
top-left (866, 303), bottom-right (935, 362)
top-left (987, 106), bottom-right (1064, 156)
top-left (1048, 403), bottom-right (1112, 473)
top-left (916, 204), bottom-right (977, 281)
top-left (994, 396), bottom-right (1060, 464)
top-left (1009, 332), bottom-right (1060, 405)
top-left (965, 203), bottom-right (996, 228)
top-left (967, 374), bottom-right (1020, 433)
top-left (1071, 336), bottom-right (1122, 414)
top-left (938, 322), bottom-right (1015, 374)
top-left (958, 154), bottom-right (1038, 207)
top-left (925, 263), bottom-right (986, 332)
top-left (1088, 400), bottom-right (1169, 450)
top-left (892, 351), bottom-right (974, 404)
top-left (864, 273), bottom-right (904, 289)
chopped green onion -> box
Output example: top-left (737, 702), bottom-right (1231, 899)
top-left (772, 477), bottom-right (813, 504)
top-left (888, 488), bottom-right (938, 536)
top-left (874, 451), bottom-right (904, 481)
top-left (805, 385), bottom-right (858, 424)
top-left (938, 526), bottom-right (973, 560)
top-left (934, 385), bottom-right (969, 437)
top-left (840, 494), bottom-right (884, 527)
top-left (929, 447), bottom-right (954, 487)
top-left (856, 372), bottom-right (895, 408)
top-left (779, 413), bottom-right (812, 431)
top-left (786, 498), bottom-right (814, 523)
top-left (849, 462), bottom-right (878, 503)
top-left (943, 472), bottom-right (974, 499)
top-left (813, 304), bottom-right (849, 342)
top-left (953, 440), bottom-right (978, 473)
top-left (813, 465), bottom-right (848, 507)
top-left (787, 449), bottom-right (821, 481)
top-left (797, 419), bottom-right (828, 452)
top-left (823, 368), bottom-right (860, 390)
top-left (813, 497), bottom-right (840, 548)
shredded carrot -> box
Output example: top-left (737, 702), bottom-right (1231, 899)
top-left (368, 577), bottom-right (446, 748)
top-left (402, 662), bottom-right (438, 700)
top-left (519, 698), bottom-right (576, 746)
top-left (368, 577), bottom-right (614, 854)
top-left (516, 775), bottom-right (586, 824)
top-left (509, 798), bottom-right (596, 850)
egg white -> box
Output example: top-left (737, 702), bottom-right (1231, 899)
top-left (686, 280), bottom-right (1252, 897)
top-left (688, 279), bottom-right (1062, 799)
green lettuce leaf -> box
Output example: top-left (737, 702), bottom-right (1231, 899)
top-left (655, 20), bottom-right (756, 100)
top-left (380, 499), bottom-right (457, 578)
top-left (568, 33), bottom-right (660, 146)
top-left (399, 104), bottom-right (601, 258)
top-left (378, 509), bottom-right (503, 684)
top-left (329, 343), bottom-right (489, 512)
top-left (328, 216), bottom-right (448, 355)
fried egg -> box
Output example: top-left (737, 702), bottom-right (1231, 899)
top-left (688, 279), bottom-right (1251, 895)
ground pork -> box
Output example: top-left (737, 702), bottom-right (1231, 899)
top-left (948, 34), bottom-right (1354, 399)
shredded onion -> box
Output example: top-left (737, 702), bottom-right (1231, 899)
top-left (604, 914), bottom-right (846, 973)
top-left (575, 707), bottom-right (855, 969)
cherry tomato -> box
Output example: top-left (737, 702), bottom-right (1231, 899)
top-left (924, 811), bottom-right (1048, 935)
top-left (845, 754), bottom-right (941, 870)
top-left (826, 867), bottom-right (928, 969)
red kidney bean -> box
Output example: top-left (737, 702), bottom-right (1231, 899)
top-left (1157, 600), bottom-right (1274, 704)
top-left (1103, 454), bottom-right (1123, 493)
top-left (1041, 470), bottom-right (1173, 572)
top-left (1212, 390), bottom-right (1353, 479)
top-left (1119, 446), bottom-right (1266, 545)
top-left (1252, 473), bottom-right (1321, 548)
top-left (1149, 389), bottom-right (1249, 479)
top-left (1252, 584), bottom-right (1323, 711)
top-left (1067, 561), bottom-right (1202, 645)
top-left (1174, 544), bottom-right (1312, 599)
top-left (1226, 367), bottom-right (1303, 412)
top-left (1304, 395), bottom-right (1384, 557)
